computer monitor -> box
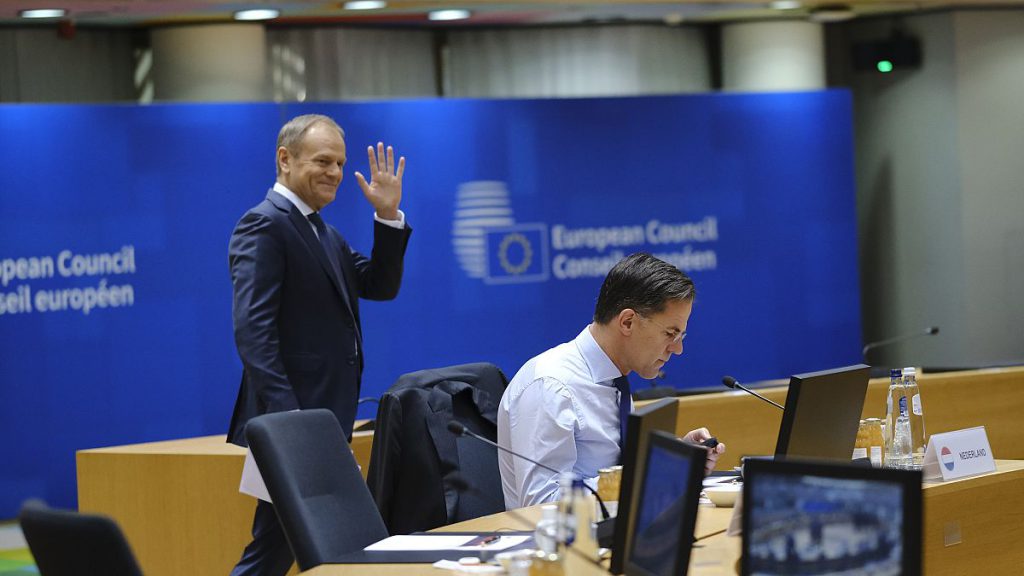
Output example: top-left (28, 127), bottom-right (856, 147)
top-left (775, 364), bottom-right (871, 461)
top-left (624, 431), bottom-right (707, 576)
top-left (610, 397), bottom-right (679, 574)
top-left (741, 458), bottom-right (923, 576)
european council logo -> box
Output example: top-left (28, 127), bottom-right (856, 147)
top-left (452, 181), bottom-right (514, 280)
top-left (484, 224), bottom-right (549, 284)
top-left (452, 181), bottom-right (549, 284)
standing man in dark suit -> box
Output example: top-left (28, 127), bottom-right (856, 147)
top-left (227, 114), bottom-right (412, 576)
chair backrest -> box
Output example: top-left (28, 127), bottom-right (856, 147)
top-left (245, 409), bottom-right (389, 571)
top-left (18, 499), bottom-right (144, 576)
top-left (367, 362), bottom-right (508, 534)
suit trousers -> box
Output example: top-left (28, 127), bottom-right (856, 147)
top-left (230, 499), bottom-right (294, 576)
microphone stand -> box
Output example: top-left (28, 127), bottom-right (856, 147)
top-left (721, 376), bottom-right (785, 410)
top-left (862, 326), bottom-right (940, 364)
top-left (447, 421), bottom-right (610, 520)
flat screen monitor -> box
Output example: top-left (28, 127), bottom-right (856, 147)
top-left (775, 364), bottom-right (871, 462)
top-left (741, 458), bottom-right (923, 576)
top-left (624, 431), bottom-right (706, 576)
top-left (610, 398), bottom-right (679, 574)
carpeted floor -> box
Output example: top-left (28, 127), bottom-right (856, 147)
top-left (0, 523), bottom-right (35, 575)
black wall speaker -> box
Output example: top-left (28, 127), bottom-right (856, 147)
top-left (852, 35), bottom-right (922, 72)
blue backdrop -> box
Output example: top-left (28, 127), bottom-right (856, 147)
top-left (0, 92), bottom-right (860, 517)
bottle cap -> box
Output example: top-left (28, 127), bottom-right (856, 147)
top-left (540, 504), bottom-right (558, 521)
top-left (903, 367), bottom-right (917, 377)
top-left (890, 368), bottom-right (903, 378)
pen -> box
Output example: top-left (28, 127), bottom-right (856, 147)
top-left (479, 535), bottom-right (501, 546)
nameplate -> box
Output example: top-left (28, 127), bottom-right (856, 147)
top-left (922, 426), bottom-right (995, 481)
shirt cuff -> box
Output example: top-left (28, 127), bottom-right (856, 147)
top-left (374, 210), bottom-right (406, 229)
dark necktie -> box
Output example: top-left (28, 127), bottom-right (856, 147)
top-left (614, 375), bottom-right (631, 449)
top-left (307, 212), bottom-right (339, 278)
top-left (308, 212), bottom-right (358, 354)
top-left (307, 211), bottom-right (329, 246)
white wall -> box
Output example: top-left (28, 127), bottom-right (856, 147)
top-left (848, 10), bottom-right (1024, 368)
top-left (952, 11), bottom-right (1024, 363)
top-left (267, 27), bottom-right (438, 100)
top-left (0, 28), bottom-right (137, 102)
top-left (722, 20), bottom-right (825, 91)
top-left (446, 25), bottom-right (710, 97)
top-left (151, 25), bottom-right (268, 101)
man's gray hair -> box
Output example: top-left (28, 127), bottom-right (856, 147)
top-left (276, 114), bottom-right (345, 175)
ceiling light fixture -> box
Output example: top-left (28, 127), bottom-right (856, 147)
top-left (233, 8), bottom-right (280, 20)
top-left (663, 13), bottom-right (685, 26)
top-left (808, 4), bottom-right (856, 23)
top-left (769, 0), bottom-right (802, 10)
top-left (428, 9), bottom-right (470, 21)
top-left (344, 0), bottom-right (386, 9)
top-left (19, 8), bottom-right (67, 18)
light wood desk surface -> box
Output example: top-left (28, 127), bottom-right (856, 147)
top-left (302, 505), bottom-right (737, 576)
top-left (303, 460), bottom-right (1024, 576)
top-left (919, 459), bottom-right (1024, 575)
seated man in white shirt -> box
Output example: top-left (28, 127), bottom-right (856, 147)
top-left (497, 252), bottom-right (725, 509)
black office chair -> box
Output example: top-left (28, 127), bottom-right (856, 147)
top-left (244, 409), bottom-right (389, 572)
top-left (367, 362), bottom-right (509, 534)
top-left (18, 499), bottom-right (144, 576)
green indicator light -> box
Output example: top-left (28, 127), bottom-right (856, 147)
top-left (877, 60), bottom-right (894, 73)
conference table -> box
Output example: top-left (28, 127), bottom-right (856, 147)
top-left (76, 367), bottom-right (1024, 576)
top-left (302, 460), bottom-right (1024, 576)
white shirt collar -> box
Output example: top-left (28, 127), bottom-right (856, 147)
top-left (273, 182), bottom-right (315, 217)
top-left (575, 325), bottom-right (624, 387)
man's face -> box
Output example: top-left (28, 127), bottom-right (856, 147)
top-left (279, 123), bottom-right (346, 211)
top-left (627, 298), bottom-right (692, 380)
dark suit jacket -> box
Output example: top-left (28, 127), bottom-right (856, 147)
top-left (366, 363), bottom-right (508, 534)
top-left (227, 189), bottom-right (411, 446)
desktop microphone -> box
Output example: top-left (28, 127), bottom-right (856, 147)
top-left (445, 420), bottom-right (610, 521)
top-left (721, 376), bottom-right (785, 411)
top-left (862, 326), bottom-right (940, 363)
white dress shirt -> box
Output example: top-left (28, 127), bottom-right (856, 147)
top-left (497, 326), bottom-right (631, 509)
top-left (271, 182), bottom-right (405, 233)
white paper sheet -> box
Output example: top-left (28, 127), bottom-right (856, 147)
top-left (726, 493), bottom-right (744, 537)
top-left (364, 534), bottom-right (530, 552)
top-left (365, 535), bottom-right (477, 551)
top-left (703, 475), bottom-right (741, 488)
top-left (454, 536), bottom-right (529, 552)
top-left (239, 447), bottom-right (272, 503)
top-left (432, 560), bottom-right (503, 573)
